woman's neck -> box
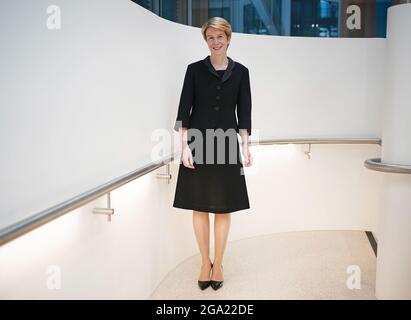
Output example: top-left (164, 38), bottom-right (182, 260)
top-left (210, 54), bottom-right (228, 70)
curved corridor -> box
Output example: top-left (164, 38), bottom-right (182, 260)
top-left (1, 0), bottom-right (411, 301)
top-left (150, 231), bottom-right (376, 300)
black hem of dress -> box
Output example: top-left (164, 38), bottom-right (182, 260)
top-left (173, 202), bottom-right (250, 214)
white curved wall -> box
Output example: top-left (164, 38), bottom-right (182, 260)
top-left (376, 3), bottom-right (411, 300)
top-left (0, 0), bottom-right (179, 228)
top-left (0, 0), bottom-right (385, 230)
top-left (0, 0), bottom-right (386, 299)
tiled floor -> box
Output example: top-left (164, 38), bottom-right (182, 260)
top-left (149, 230), bottom-right (376, 300)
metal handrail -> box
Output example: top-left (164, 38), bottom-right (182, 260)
top-left (0, 154), bottom-right (176, 246)
top-left (252, 137), bottom-right (382, 146)
top-left (364, 157), bottom-right (411, 174)
top-left (0, 137), bottom-right (382, 246)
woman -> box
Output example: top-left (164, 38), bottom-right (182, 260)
top-left (173, 17), bottom-right (253, 291)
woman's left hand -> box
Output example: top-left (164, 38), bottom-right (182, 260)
top-left (242, 145), bottom-right (253, 167)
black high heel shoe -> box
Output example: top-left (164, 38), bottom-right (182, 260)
top-left (197, 261), bottom-right (213, 290)
top-left (210, 264), bottom-right (223, 291)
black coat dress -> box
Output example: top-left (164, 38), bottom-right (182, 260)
top-left (173, 55), bottom-right (252, 214)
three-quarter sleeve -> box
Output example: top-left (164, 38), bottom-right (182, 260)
top-left (174, 64), bottom-right (195, 132)
top-left (236, 67), bottom-right (252, 136)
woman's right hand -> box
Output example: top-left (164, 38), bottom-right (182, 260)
top-left (181, 144), bottom-right (195, 169)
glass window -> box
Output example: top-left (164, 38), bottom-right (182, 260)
top-left (132, 0), bottom-right (391, 38)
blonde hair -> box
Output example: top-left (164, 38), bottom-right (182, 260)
top-left (201, 17), bottom-right (232, 46)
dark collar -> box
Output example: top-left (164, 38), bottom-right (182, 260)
top-left (203, 55), bottom-right (236, 83)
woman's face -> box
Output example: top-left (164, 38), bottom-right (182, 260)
top-left (205, 27), bottom-right (230, 56)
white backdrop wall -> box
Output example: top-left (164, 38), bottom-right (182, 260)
top-left (0, 0), bottom-right (384, 230)
top-left (0, 0), bottom-right (385, 299)
top-left (0, 168), bottom-right (199, 299)
top-left (0, 143), bottom-right (382, 299)
top-left (376, 4), bottom-right (411, 299)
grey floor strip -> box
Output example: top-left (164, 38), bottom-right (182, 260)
top-left (365, 231), bottom-right (377, 257)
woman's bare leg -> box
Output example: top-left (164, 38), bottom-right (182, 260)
top-left (212, 212), bottom-right (231, 280)
top-left (193, 210), bottom-right (212, 280)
